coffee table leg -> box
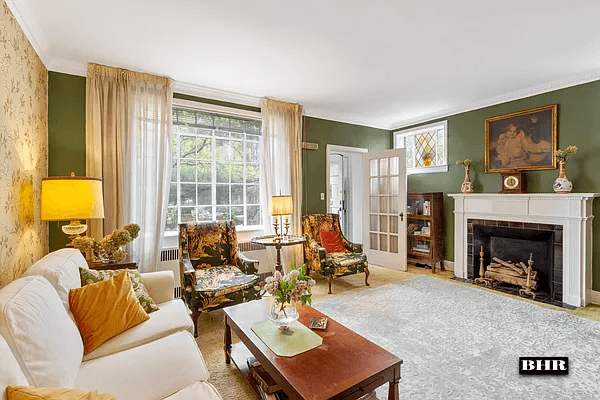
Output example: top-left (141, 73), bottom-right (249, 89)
top-left (224, 316), bottom-right (232, 364)
top-left (388, 378), bottom-right (399, 400)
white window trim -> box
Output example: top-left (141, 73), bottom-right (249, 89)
top-left (393, 120), bottom-right (448, 175)
top-left (173, 98), bottom-right (261, 120)
top-left (166, 99), bottom-right (264, 236)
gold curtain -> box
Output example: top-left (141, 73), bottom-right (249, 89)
top-left (86, 64), bottom-right (173, 271)
top-left (261, 98), bottom-right (304, 270)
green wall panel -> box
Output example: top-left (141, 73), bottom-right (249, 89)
top-left (302, 117), bottom-right (391, 214)
top-left (48, 71), bottom-right (600, 290)
top-left (401, 80), bottom-right (600, 290)
top-left (48, 72), bottom-right (86, 251)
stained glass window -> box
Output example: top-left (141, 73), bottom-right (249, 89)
top-left (393, 121), bottom-right (448, 175)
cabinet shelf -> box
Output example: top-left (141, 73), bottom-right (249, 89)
top-left (410, 234), bottom-right (432, 241)
top-left (407, 214), bottom-right (431, 220)
top-left (407, 192), bottom-right (445, 273)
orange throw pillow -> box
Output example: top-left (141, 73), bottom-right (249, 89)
top-left (7, 385), bottom-right (116, 399)
top-left (320, 230), bottom-right (347, 253)
top-left (69, 270), bottom-right (149, 354)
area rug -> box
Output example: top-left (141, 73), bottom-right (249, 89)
top-left (312, 275), bottom-right (600, 399)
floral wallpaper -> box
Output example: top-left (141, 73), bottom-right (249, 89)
top-left (0, 1), bottom-right (48, 288)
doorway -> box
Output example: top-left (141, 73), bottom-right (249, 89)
top-left (326, 145), bottom-right (367, 242)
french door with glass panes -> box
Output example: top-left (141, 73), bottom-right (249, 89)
top-left (363, 149), bottom-right (407, 270)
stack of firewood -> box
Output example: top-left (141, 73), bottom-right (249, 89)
top-left (484, 257), bottom-right (538, 290)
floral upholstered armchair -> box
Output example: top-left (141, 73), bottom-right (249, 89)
top-left (301, 213), bottom-right (369, 294)
top-left (179, 220), bottom-right (260, 337)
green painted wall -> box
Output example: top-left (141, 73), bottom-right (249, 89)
top-left (49, 71), bottom-right (600, 289)
top-left (400, 79), bottom-right (600, 290)
top-left (302, 117), bottom-right (391, 214)
top-left (48, 72), bottom-right (86, 251)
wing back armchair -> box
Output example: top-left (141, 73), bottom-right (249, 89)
top-left (301, 213), bottom-right (369, 294)
top-left (179, 220), bottom-right (260, 337)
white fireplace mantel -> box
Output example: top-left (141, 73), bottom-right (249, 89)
top-left (448, 193), bottom-right (599, 307)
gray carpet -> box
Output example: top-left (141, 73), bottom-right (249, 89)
top-left (312, 275), bottom-right (600, 399)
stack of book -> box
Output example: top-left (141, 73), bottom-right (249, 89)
top-left (247, 357), bottom-right (289, 400)
top-left (412, 243), bottom-right (429, 254)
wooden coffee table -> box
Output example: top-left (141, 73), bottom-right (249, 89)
top-left (224, 299), bottom-right (402, 400)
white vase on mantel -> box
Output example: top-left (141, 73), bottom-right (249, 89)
top-left (553, 160), bottom-right (573, 194)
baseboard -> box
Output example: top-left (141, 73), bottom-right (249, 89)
top-left (443, 260), bottom-right (454, 272)
top-left (588, 290), bottom-right (600, 305)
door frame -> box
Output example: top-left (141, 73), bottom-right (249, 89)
top-left (326, 145), bottom-right (368, 242)
top-left (325, 144), bottom-right (368, 213)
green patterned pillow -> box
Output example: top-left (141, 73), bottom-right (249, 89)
top-left (79, 267), bottom-right (159, 313)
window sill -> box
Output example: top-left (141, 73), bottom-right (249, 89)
top-left (163, 225), bottom-right (264, 237)
top-left (407, 164), bottom-right (449, 175)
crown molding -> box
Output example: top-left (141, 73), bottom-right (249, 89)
top-left (47, 58), bottom-right (87, 76)
top-left (4, 0), bottom-right (50, 67)
top-left (390, 69), bottom-right (600, 130)
top-left (303, 110), bottom-right (389, 131)
top-left (173, 81), bottom-right (261, 108)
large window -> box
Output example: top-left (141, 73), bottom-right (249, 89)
top-left (393, 121), bottom-right (448, 175)
top-left (166, 101), bottom-right (262, 232)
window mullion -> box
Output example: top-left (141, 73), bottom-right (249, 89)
top-left (177, 130), bottom-right (181, 226)
top-left (212, 130), bottom-right (217, 221)
top-left (243, 137), bottom-right (247, 227)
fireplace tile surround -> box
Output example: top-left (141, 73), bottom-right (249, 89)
top-left (449, 193), bottom-right (598, 307)
top-left (467, 219), bottom-right (562, 305)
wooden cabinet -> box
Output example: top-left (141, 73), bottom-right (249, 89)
top-left (88, 255), bottom-right (138, 271)
top-left (407, 192), bottom-right (444, 273)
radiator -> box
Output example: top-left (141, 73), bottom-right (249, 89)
top-left (158, 247), bottom-right (181, 299)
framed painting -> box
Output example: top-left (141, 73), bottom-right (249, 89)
top-left (485, 104), bottom-right (557, 173)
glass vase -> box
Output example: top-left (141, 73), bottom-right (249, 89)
top-left (95, 247), bottom-right (127, 263)
top-left (268, 298), bottom-right (298, 330)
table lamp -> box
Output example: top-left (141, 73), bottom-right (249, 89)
top-left (270, 194), bottom-right (293, 240)
top-left (41, 173), bottom-right (105, 244)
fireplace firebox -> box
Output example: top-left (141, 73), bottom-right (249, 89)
top-left (467, 219), bottom-right (563, 305)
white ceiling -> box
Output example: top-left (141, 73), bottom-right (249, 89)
top-left (8, 0), bottom-right (600, 129)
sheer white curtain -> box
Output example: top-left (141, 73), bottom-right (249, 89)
top-left (261, 98), bottom-right (303, 272)
top-left (86, 64), bottom-right (173, 272)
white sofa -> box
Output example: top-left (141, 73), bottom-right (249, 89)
top-left (0, 249), bottom-right (222, 400)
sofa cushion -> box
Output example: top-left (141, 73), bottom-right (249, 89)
top-left (69, 271), bottom-right (150, 354)
top-left (6, 386), bottom-right (115, 400)
top-left (0, 276), bottom-right (83, 388)
top-left (75, 331), bottom-right (209, 400)
top-left (23, 248), bottom-right (87, 315)
top-left (83, 299), bottom-right (193, 361)
top-left (79, 268), bottom-right (159, 314)
top-left (194, 265), bottom-right (260, 296)
top-left (0, 335), bottom-right (28, 400)
top-left (164, 382), bottom-right (223, 400)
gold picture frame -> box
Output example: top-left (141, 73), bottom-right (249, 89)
top-left (485, 104), bottom-right (557, 173)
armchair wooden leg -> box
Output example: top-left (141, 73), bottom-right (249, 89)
top-left (327, 274), bottom-right (333, 294)
top-left (365, 267), bottom-right (370, 287)
top-left (192, 309), bottom-right (201, 338)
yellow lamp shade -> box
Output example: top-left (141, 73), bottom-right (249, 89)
top-left (41, 175), bottom-right (105, 221)
top-left (271, 195), bottom-right (293, 215)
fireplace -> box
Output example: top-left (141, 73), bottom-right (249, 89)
top-left (467, 219), bottom-right (562, 305)
top-left (449, 193), bottom-right (597, 307)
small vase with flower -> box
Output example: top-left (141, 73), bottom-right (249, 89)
top-left (456, 158), bottom-right (474, 194)
top-left (553, 145), bottom-right (577, 194)
top-left (263, 264), bottom-right (316, 330)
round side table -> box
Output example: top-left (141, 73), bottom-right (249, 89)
top-left (250, 235), bottom-right (305, 272)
